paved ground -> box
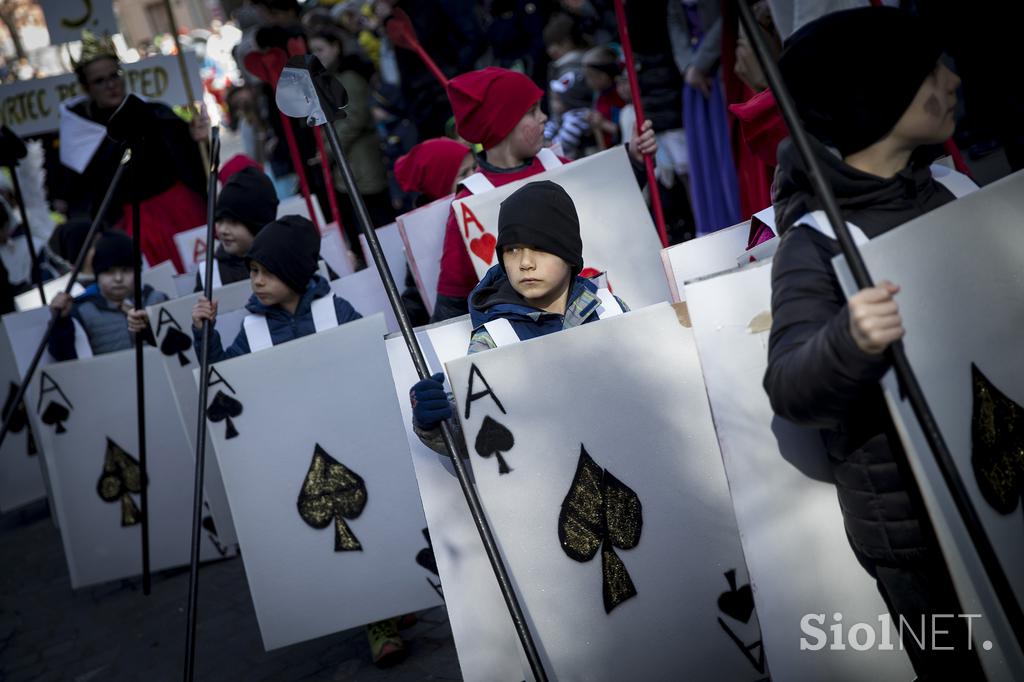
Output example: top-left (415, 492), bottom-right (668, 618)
top-left (0, 500), bottom-right (462, 681)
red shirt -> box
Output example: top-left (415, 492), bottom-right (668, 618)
top-left (436, 155), bottom-right (570, 299)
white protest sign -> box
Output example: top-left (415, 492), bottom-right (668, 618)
top-left (14, 273), bottom-right (85, 311)
top-left (198, 314), bottom-right (441, 650)
top-left (358, 222), bottom-right (406, 283)
top-left (318, 226), bottom-right (355, 279)
top-left (277, 193), bottom-right (327, 231)
top-left (0, 320), bottom-right (44, 512)
top-left (38, 0), bottom-right (118, 46)
top-left (661, 222), bottom-right (749, 302)
top-left (146, 279), bottom-right (254, 546)
top-left (834, 171), bottom-right (1024, 678)
top-left (26, 348), bottom-right (228, 588)
top-left (330, 267), bottom-right (398, 334)
top-left (685, 262), bottom-right (912, 681)
top-left (396, 196), bottom-right (450, 317)
top-left (0, 53), bottom-right (204, 137)
top-left (385, 317), bottom-right (528, 681)
top-left (445, 303), bottom-right (765, 680)
top-left (453, 146), bottom-right (671, 307)
top-left (174, 226), bottom-right (210, 275)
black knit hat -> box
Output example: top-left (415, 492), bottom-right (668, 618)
top-left (779, 7), bottom-right (943, 156)
top-left (245, 215), bottom-right (320, 294)
top-left (496, 181), bottom-right (583, 276)
top-left (215, 167), bottom-right (279, 235)
top-left (92, 231), bottom-right (134, 276)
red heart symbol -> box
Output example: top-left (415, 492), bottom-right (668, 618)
top-left (243, 48), bottom-right (288, 87)
top-left (286, 36), bottom-right (307, 57)
top-left (469, 233), bottom-right (496, 264)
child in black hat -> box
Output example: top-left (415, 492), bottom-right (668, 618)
top-left (48, 231), bottom-right (168, 360)
top-left (410, 180), bottom-right (627, 447)
top-left (763, 7), bottom-right (981, 679)
top-left (194, 166), bottom-right (280, 291)
top-left (191, 215), bottom-right (360, 362)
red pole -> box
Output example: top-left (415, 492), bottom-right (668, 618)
top-left (613, 0), bottom-right (669, 247)
top-left (276, 110), bottom-right (321, 233)
top-left (312, 127), bottom-right (350, 248)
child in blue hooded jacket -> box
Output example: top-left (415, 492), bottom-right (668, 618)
top-left (411, 180), bottom-right (627, 449)
top-left (49, 231), bottom-right (167, 360)
top-left (191, 215), bottom-right (360, 362)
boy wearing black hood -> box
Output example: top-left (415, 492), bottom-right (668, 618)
top-left (49, 231), bottom-right (168, 360)
top-left (764, 8), bottom-right (980, 678)
top-left (410, 180), bottom-right (626, 447)
top-left (195, 166), bottom-right (280, 291)
top-left (191, 215), bottom-right (360, 363)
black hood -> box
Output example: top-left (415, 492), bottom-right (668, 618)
top-left (773, 138), bottom-right (951, 239)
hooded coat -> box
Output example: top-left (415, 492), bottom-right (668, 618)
top-left (193, 275), bottom-right (360, 363)
top-left (763, 138), bottom-right (958, 565)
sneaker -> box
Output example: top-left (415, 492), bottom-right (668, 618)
top-left (366, 618), bottom-right (405, 667)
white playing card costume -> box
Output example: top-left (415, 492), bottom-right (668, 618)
top-left (198, 314), bottom-right (442, 650)
top-left (452, 146), bottom-right (671, 308)
top-left (682, 261), bottom-right (912, 681)
top-left (146, 282), bottom-right (252, 547)
top-left (396, 196), bottom-right (452, 316)
top-left (26, 348), bottom-right (225, 588)
top-left (358, 222), bottom-right (406, 284)
top-left (444, 303), bottom-right (765, 681)
top-left (386, 317), bottom-right (529, 682)
top-left (833, 170), bottom-right (1024, 678)
top-left (174, 225), bottom-right (211, 276)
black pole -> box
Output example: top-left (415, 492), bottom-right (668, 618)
top-left (6, 165), bottom-right (47, 304)
top-left (129, 152), bottom-right (151, 596)
top-left (183, 126), bottom-right (220, 682)
top-left (306, 72), bottom-right (549, 682)
top-left (735, 0), bottom-right (1024, 651)
top-left (0, 148), bottom-right (131, 450)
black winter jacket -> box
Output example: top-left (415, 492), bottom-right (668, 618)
top-left (764, 139), bottom-right (956, 565)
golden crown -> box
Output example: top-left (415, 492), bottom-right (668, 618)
top-left (70, 30), bottom-right (119, 71)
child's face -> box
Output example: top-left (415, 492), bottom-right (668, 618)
top-left (216, 219), bottom-right (255, 257)
top-left (584, 66), bottom-right (612, 92)
top-left (249, 261), bottom-right (295, 307)
top-left (502, 245), bottom-right (572, 303)
top-left (309, 37), bottom-right (341, 70)
top-left (451, 152), bottom-right (477, 194)
top-left (508, 102), bottom-right (548, 160)
top-left (891, 62), bottom-right (961, 147)
top-left (97, 266), bottom-right (133, 303)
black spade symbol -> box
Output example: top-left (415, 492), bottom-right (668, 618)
top-left (558, 445), bottom-right (643, 614)
top-left (416, 527), bottom-right (439, 575)
top-left (718, 569), bottom-right (755, 624)
top-left (971, 364), bottom-right (1024, 516)
top-left (297, 444), bottom-right (368, 551)
top-left (160, 327), bottom-right (193, 366)
top-left (474, 415), bottom-right (515, 474)
top-left (96, 438), bottom-right (145, 526)
top-left (207, 391), bottom-right (243, 439)
top-left (41, 401), bottom-right (70, 434)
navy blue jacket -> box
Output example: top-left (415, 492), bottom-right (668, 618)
top-left (194, 275), bottom-right (361, 363)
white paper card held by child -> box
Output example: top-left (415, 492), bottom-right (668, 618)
top-left (444, 303), bottom-right (764, 681)
top-left (833, 170), bottom-right (1024, 678)
top-left (198, 314), bottom-right (441, 650)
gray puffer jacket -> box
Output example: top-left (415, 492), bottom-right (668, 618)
top-left (49, 283), bottom-right (168, 360)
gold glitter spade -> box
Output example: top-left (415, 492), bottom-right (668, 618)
top-left (96, 438), bottom-right (144, 526)
top-left (558, 445), bottom-right (643, 614)
top-left (297, 444), bottom-right (368, 551)
top-left (971, 364), bottom-right (1024, 515)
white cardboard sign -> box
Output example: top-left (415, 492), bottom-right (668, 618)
top-left (358, 221), bottom-right (406, 284)
top-left (445, 303), bottom-right (764, 681)
top-left (833, 171), bottom-right (1024, 678)
top-left (385, 317), bottom-right (528, 681)
top-left (0, 319), bottom-right (44, 512)
top-left (174, 226), bottom-right (211, 275)
top-left (198, 314), bottom-right (441, 650)
top-left (27, 348), bottom-right (226, 588)
top-left (396, 196), bottom-right (451, 316)
top-left (453, 146), bottom-right (671, 308)
top-left (330, 267), bottom-right (398, 334)
top-left (685, 262), bottom-right (912, 681)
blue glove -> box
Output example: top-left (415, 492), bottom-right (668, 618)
top-left (411, 372), bottom-right (452, 429)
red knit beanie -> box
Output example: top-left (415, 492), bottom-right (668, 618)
top-left (394, 138), bottom-right (472, 201)
top-left (219, 154), bottom-right (262, 185)
top-left (447, 67), bottom-right (543, 150)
